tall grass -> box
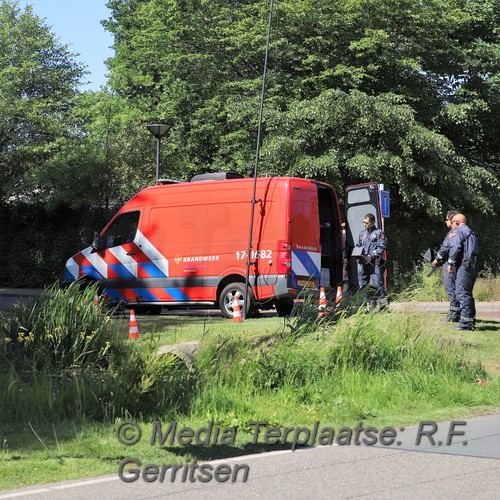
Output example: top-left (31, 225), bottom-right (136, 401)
top-left (1, 281), bottom-right (113, 371)
top-left (329, 312), bottom-right (478, 374)
top-left (188, 306), bottom-right (491, 427)
top-left (1, 281), bottom-right (497, 491)
top-left (0, 282), bottom-right (192, 422)
top-left (410, 264), bottom-right (499, 302)
top-left (0, 280), bottom-right (495, 426)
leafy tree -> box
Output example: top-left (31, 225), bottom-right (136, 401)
top-left (104, 0), bottom-right (498, 201)
top-left (103, 0), bottom-right (498, 272)
top-left (0, 0), bottom-right (495, 284)
top-left (0, 0), bottom-right (86, 203)
top-left (0, 2), bottom-right (156, 209)
top-left (33, 90), bottom-right (159, 209)
top-left (437, 0), bottom-right (499, 189)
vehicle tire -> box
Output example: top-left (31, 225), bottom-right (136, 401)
top-left (276, 301), bottom-right (293, 317)
top-left (219, 282), bottom-right (254, 319)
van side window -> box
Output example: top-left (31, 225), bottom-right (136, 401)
top-left (104, 211), bottom-right (140, 248)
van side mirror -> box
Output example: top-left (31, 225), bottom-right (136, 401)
top-left (91, 231), bottom-right (104, 251)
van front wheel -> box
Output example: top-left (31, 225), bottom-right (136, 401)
top-left (220, 283), bottom-right (254, 319)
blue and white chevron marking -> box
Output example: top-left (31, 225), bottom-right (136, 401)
top-left (291, 250), bottom-right (321, 287)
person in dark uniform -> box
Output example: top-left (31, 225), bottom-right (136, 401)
top-left (356, 214), bottom-right (387, 297)
top-left (432, 210), bottom-right (459, 322)
top-left (446, 214), bottom-right (481, 331)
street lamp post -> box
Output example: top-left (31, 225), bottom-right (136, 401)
top-left (146, 124), bottom-right (170, 184)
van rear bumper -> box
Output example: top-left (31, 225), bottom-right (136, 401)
top-left (273, 275), bottom-right (299, 299)
top-left (273, 275), bottom-right (321, 299)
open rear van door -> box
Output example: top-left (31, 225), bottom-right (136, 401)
top-left (344, 183), bottom-right (388, 292)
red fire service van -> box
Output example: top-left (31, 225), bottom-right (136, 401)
top-left (63, 174), bottom-right (386, 317)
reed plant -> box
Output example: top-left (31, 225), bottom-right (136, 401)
top-left (0, 281), bottom-right (194, 422)
top-left (0, 281), bottom-right (113, 372)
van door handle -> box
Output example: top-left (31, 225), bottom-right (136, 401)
top-left (126, 251), bottom-right (136, 256)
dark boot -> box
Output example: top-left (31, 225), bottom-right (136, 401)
top-left (453, 322), bottom-right (475, 331)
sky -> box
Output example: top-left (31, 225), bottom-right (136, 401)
top-left (18, 0), bottom-right (114, 90)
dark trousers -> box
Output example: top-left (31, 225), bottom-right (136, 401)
top-left (442, 265), bottom-right (460, 319)
top-left (455, 262), bottom-right (477, 326)
top-left (358, 263), bottom-right (386, 297)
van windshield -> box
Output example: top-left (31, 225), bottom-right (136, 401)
top-left (103, 211), bottom-right (140, 248)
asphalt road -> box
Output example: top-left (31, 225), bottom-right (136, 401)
top-left (0, 414), bottom-right (499, 499)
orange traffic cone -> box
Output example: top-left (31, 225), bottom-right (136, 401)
top-left (335, 285), bottom-right (343, 305)
top-left (333, 285), bottom-right (343, 314)
top-left (232, 293), bottom-right (243, 323)
top-left (475, 378), bottom-right (488, 386)
top-left (318, 287), bottom-right (327, 317)
top-left (128, 309), bottom-right (139, 339)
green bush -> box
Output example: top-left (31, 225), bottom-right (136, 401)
top-left (408, 264), bottom-right (499, 302)
top-left (0, 203), bottom-right (115, 288)
top-left (408, 263), bottom-right (448, 301)
top-left (474, 275), bottom-right (500, 301)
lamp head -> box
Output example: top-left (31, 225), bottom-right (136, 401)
top-left (146, 124), bottom-right (170, 139)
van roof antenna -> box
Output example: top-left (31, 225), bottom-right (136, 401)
top-left (244, 0), bottom-right (275, 319)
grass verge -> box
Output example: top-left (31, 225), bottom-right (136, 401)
top-left (1, 300), bottom-right (498, 490)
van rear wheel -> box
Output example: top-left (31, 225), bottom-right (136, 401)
top-left (220, 283), bottom-right (254, 319)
